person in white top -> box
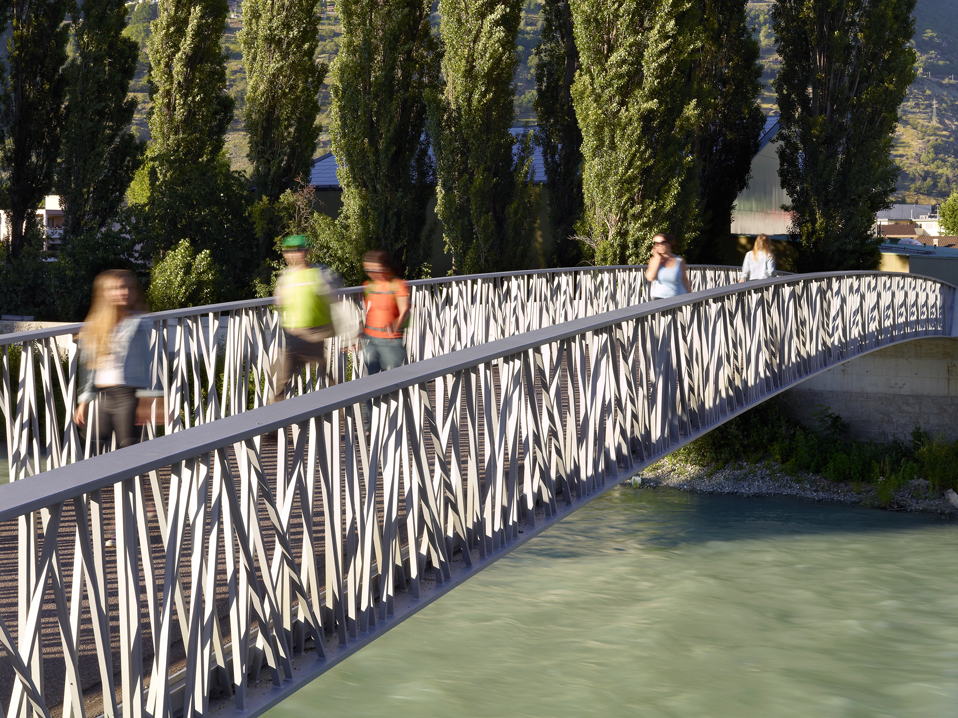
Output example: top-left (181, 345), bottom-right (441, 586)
top-left (740, 233), bottom-right (776, 281)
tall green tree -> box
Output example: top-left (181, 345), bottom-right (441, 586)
top-left (940, 191), bottom-right (958, 236)
top-left (57, 0), bottom-right (144, 242)
top-left (133, 0), bottom-right (255, 295)
top-left (570, 0), bottom-right (703, 266)
top-left (429, 0), bottom-right (539, 274)
top-left (0, 0), bottom-right (70, 261)
top-left (329, 0), bottom-right (440, 275)
top-left (241, 0), bottom-right (326, 255)
top-left (534, 0), bottom-right (584, 267)
top-left (772, 0), bottom-right (917, 271)
top-left (145, 0), bottom-right (233, 168)
top-left (685, 0), bottom-right (764, 263)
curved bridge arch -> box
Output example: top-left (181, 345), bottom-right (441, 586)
top-left (0, 270), bottom-right (952, 718)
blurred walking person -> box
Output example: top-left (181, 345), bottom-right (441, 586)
top-left (646, 233), bottom-right (691, 298)
top-left (739, 233), bottom-right (776, 282)
top-left (273, 234), bottom-right (337, 400)
top-left (362, 250), bottom-right (408, 375)
top-left (75, 269), bottom-right (163, 451)
top-left (75, 269), bottom-right (163, 547)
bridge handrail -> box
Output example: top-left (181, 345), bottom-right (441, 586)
top-left (0, 270), bottom-right (952, 718)
top-left (0, 264), bottom-right (955, 522)
top-left (0, 264), bottom-right (755, 347)
top-left (0, 268), bottom-right (950, 516)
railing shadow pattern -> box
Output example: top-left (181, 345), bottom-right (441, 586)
top-left (0, 270), bottom-right (952, 718)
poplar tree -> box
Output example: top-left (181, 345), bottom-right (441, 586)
top-left (686, 0), bottom-right (764, 263)
top-left (0, 0), bottom-right (71, 261)
top-left (534, 0), bottom-right (584, 267)
top-left (146, 0), bottom-right (233, 167)
top-left (329, 0), bottom-right (440, 274)
top-left (570, 0), bottom-right (703, 266)
top-left (58, 0), bottom-right (144, 241)
top-left (772, 0), bottom-right (917, 271)
top-left (135, 0), bottom-right (254, 291)
top-left (241, 0), bottom-right (326, 216)
top-left (429, 0), bottom-right (539, 274)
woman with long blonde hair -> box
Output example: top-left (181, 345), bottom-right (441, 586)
top-left (740, 233), bottom-right (776, 281)
top-left (74, 270), bottom-right (162, 450)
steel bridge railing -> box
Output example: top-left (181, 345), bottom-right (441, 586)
top-left (0, 270), bottom-right (952, 718)
top-left (0, 265), bottom-right (744, 481)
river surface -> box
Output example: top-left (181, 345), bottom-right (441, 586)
top-left (267, 486), bottom-right (957, 718)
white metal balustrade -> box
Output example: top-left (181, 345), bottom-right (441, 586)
top-left (0, 266), bottom-right (742, 482)
top-left (0, 270), bottom-right (952, 718)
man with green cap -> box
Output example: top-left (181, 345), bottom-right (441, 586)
top-left (272, 234), bottom-right (336, 400)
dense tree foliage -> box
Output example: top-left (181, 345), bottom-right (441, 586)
top-left (534, 0), bottom-right (584, 267)
top-left (328, 0), bottom-right (440, 276)
top-left (133, 0), bottom-right (254, 297)
top-left (47, 221), bottom-right (143, 320)
top-left (772, 0), bottom-right (917, 271)
top-left (147, 238), bottom-right (220, 310)
top-left (145, 0), bottom-right (233, 167)
top-left (570, 0), bottom-right (703, 265)
top-left (429, 0), bottom-right (539, 274)
top-left (123, 0), bottom-right (157, 52)
top-left (685, 0), bottom-right (764, 263)
top-left (241, 0), bottom-right (326, 256)
top-left (58, 0), bottom-right (144, 242)
top-left (0, 0), bottom-right (70, 261)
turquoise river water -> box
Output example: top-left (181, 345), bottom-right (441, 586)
top-left (267, 486), bottom-right (957, 718)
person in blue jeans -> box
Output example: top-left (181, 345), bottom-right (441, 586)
top-left (362, 250), bottom-right (408, 374)
top-left (361, 251), bottom-right (408, 431)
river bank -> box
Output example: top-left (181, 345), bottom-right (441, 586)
top-left (630, 456), bottom-right (958, 518)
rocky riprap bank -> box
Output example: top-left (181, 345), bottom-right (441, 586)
top-left (627, 458), bottom-right (958, 517)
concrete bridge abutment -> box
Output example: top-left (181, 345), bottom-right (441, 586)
top-left (783, 337), bottom-right (958, 443)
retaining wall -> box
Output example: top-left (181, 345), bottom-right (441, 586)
top-left (783, 337), bottom-right (958, 442)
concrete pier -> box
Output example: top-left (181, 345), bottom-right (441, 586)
top-left (783, 337), bottom-right (958, 442)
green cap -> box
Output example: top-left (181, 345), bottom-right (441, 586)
top-left (282, 235), bottom-right (308, 250)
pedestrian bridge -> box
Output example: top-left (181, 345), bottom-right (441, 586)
top-left (0, 268), bottom-right (953, 718)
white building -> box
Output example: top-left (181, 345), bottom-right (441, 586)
top-left (0, 195), bottom-right (65, 253)
top-left (876, 204), bottom-right (942, 237)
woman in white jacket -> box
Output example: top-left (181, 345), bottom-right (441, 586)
top-left (740, 233), bottom-right (776, 281)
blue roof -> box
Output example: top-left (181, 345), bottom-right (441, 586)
top-left (310, 152), bottom-right (339, 189)
top-left (309, 128), bottom-right (547, 189)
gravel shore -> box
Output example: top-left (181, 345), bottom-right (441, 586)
top-left (627, 456), bottom-right (958, 518)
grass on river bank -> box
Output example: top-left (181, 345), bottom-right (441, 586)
top-left (654, 397), bottom-right (958, 511)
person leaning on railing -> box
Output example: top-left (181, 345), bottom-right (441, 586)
top-left (739, 233), bottom-right (776, 282)
top-left (645, 232), bottom-right (692, 298)
top-left (74, 269), bottom-right (164, 450)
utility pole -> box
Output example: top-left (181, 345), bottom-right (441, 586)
top-left (931, 98), bottom-right (938, 125)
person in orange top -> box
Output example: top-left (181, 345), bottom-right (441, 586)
top-left (362, 250), bottom-right (409, 374)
